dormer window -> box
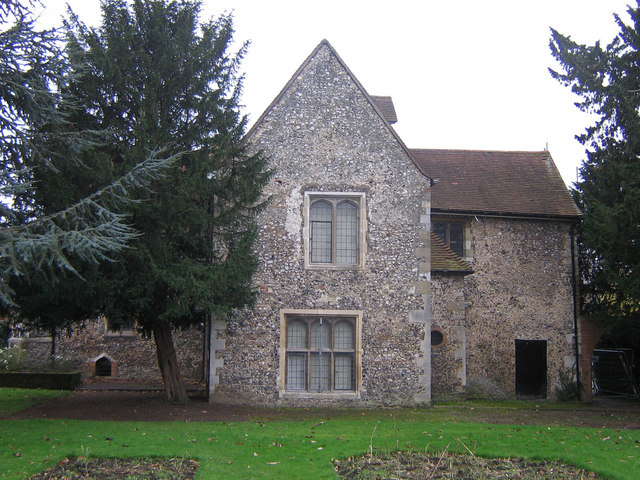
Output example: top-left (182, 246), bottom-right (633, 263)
top-left (433, 220), bottom-right (466, 258)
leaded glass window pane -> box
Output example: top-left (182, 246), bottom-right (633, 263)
top-left (310, 353), bottom-right (330, 391)
top-left (334, 354), bottom-right (353, 390)
top-left (449, 223), bottom-right (464, 257)
top-left (311, 320), bottom-right (330, 350)
top-left (333, 321), bottom-right (354, 349)
top-left (286, 353), bottom-right (307, 390)
top-left (336, 201), bottom-right (358, 264)
top-left (433, 221), bottom-right (465, 258)
top-left (433, 222), bottom-right (446, 243)
top-left (287, 320), bottom-right (306, 349)
top-left (310, 201), bottom-right (332, 263)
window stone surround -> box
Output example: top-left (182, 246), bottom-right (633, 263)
top-left (303, 191), bottom-right (367, 270)
top-left (278, 308), bottom-right (363, 400)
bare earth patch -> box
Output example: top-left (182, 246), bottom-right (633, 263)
top-left (333, 451), bottom-right (604, 479)
top-left (29, 457), bottom-right (198, 480)
top-left (9, 390), bottom-right (640, 429)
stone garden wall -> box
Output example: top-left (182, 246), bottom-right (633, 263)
top-left (13, 319), bottom-right (204, 382)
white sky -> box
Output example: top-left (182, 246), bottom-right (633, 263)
top-left (37, 0), bottom-right (633, 186)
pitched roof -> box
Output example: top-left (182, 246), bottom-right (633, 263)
top-left (411, 149), bottom-right (582, 219)
top-left (431, 232), bottom-right (473, 274)
top-left (370, 96), bottom-right (397, 124)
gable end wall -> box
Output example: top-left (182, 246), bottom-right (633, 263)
top-left (211, 44), bottom-right (431, 405)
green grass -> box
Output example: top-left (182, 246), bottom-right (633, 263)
top-left (1, 391), bottom-right (637, 479)
top-left (0, 388), bottom-right (69, 417)
top-left (1, 414), bottom-right (639, 479)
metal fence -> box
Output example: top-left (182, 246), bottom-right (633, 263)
top-left (592, 348), bottom-right (639, 399)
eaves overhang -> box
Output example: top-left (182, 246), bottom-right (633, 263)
top-left (431, 208), bottom-right (582, 222)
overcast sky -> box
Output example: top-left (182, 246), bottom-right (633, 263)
top-left (37, 0), bottom-right (634, 186)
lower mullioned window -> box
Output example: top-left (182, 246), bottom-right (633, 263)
top-left (281, 312), bottom-right (361, 394)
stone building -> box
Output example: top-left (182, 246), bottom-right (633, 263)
top-left (209, 40), bottom-right (432, 406)
top-left (206, 40), bottom-right (582, 405)
top-left (9, 40), bottom-right (584, 404)
top-left (412, 149), bottom-right (582, 399)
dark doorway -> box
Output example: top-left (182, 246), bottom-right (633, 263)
top-left (515, 339), bottom-right (547, 399)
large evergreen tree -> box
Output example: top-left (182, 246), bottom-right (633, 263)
top-left (63, 0), bottom-right (270, 402)
top-left (0, 0), bottom-right (174, 308)
top-left (550, 2), bottom-right (640, 327)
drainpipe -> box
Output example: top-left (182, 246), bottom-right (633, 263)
top-left (570, 224), bottom-right (582, 399)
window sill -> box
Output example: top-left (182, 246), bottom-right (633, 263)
top-left (279, 391), bottom-right (360, 400)
top-left (305, 263), bottom-right (364, 271)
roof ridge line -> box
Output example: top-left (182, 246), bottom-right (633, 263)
top-left (410, 148), bottom-right (550, 155)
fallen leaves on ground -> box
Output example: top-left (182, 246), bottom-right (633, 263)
top-left (30, 457), bottom-right (198, 480)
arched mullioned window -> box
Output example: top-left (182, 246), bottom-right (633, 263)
top-left (285, 316), bottom-right (356, 392)
top-left (310, 199), bottom-right (359, 265)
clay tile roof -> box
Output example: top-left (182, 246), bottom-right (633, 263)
top-left (371, 96), bottom-right (397, 124)
top-left (431, 232), bottom-right (473, 274)
top-left (411, 149), bottom-right (582, 219)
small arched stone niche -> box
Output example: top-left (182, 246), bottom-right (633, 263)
top-left (89, 353), bottom-right (118, 377)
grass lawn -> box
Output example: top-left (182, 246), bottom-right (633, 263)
top-left (0, 390), bottom-right (639, 479)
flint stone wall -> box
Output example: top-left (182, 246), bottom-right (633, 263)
top-left (431, 274), bottom-right (467, 397)
top-left (211, 44), bottom-right (431, 406)
top-left (464, 217), bottom-right (576, 397)
top-left (37, 319), bottom-right (205, 381)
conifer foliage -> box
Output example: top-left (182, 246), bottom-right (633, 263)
top-left (64, 0), bottom-right (270, 402)
top-left (0, 0), bottom-right (174, 308)
top-left (550, 2), bottom-right (640, 326)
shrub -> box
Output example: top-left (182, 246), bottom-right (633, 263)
top-left (554, 368), bottom-right (578, 402)
top-left (0, 348), bottom-right (75, 373)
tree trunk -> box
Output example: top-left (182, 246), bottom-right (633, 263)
top-left (203, 318), bottom-right (211, 391)
top-left (49, 326), bottom-right (56, 367)
top-left (153, 321), bottom-right (189, 403)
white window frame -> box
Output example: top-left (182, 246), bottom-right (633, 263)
top-left (278, 309), bottom-right (363, 399)
top-left (303, 192), bottom-right (367, 270)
